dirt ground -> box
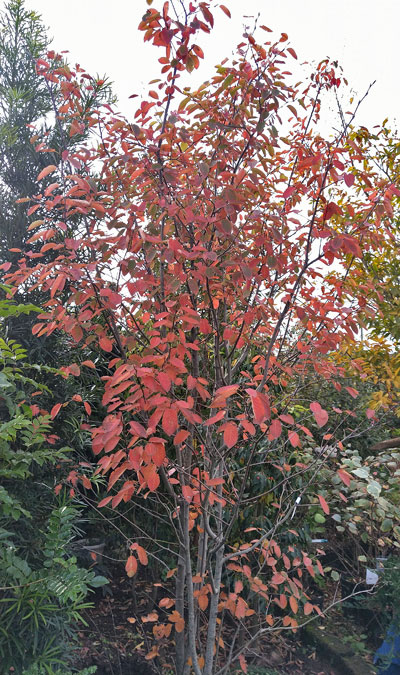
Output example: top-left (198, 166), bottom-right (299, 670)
top-left (74, 567), bottom-right (377, 675)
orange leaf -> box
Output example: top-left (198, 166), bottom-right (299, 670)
top-left (125, 555), bottom-right (138, 578)
top-left (238, 654), bottom-right (248, 673)
top-left (304, 602), bottom-right (313, 616)
top-left (37, 164), bottom-right (57, 181)
top-left (220, 4), bottom-right (231, 18)
top-left (197, 591), bottom-right (209, 611)
top-left (141, 464), bottom-right (160, 492)
top-left (82, 360), bottom-right (96, 369)
top-left (137, 545), bottom-right (149, 565)
top-left (318, 494), bottom-right (330, 515)
top-left (289, 596), bottom-right (298, 614)
top-left (142, 611), bottom-right (158, 622)
top-left (169, 610), bottom-right (185, 632)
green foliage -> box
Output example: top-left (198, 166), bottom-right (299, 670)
top-left (371, 557), bottom-right (400, 627)
top-left (22, 666), bottom-right (97, 675)
top-left (0, 502), bottom-right (108, 672)
top-left (0, 300), bottom-right (107, 672)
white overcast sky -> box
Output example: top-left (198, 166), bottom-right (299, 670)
top-left (18, 0), bottom-right (400, 129)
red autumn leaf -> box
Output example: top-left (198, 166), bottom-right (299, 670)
top-left (204, 410), bottom-right (226, 426)
top-left (343, 235), bottom-right (361, 257)
top-left (148, 442), bottom-right (165, 467)
top-left (288, 431), bottom-right (300, 447)
top-left (51, 403), bottom-right (62, 419)
top-left (130, 421), bottom-right (147, 437)
top-left (289, 596), bottom-right (298, 614)
top-left (199, 318), bottom-right (212, 333)
top-left (246, 389), bottom-right (270, 424)
top-left (162, 408), bottom-right (178, 436)
top-left (304, 602), bottom-right (313, 615)
top-left (345, 386), bottom-right (359, 399)
top-left (207, 477), bottom-right (224, 487)
top-left (81, 475), bottom-right (92, 490)
top-left (271, 573), bottom-right (286, 585)
top-left (182, 485), bottom-right (194, 503)
top-left (98, 495), bottom-right (113, 508)
top-left (310, 401), bottom-right (329, 427)
top-left (344, 173), bottom-right (355, 187)
top-left (158, 372), bottom-right (171, 391)
top-left (318, 494), bottom-right (330, 515)
top-left (99, 336), bottom-right (113, 352)
top-left (173, 429), bottom-right (190, 446)
top-left (283, 186), bottom-right (296, 199)
top-left (223, 421), bottom-right (238, 449)
top-left (324, 201), bottom-right (341, 220)
top-left (50, 274), bottom-right (66, 298)
top-left (268, 419), bottom-right (282, 441)
top-left (338, 469), bottom-right (351, 487)
top-left (235, 596), bottom-right (247, 619)
top-left (280, 414), bottom-right (295, 425)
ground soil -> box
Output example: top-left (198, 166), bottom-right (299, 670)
top-left (74, 564), bottom-right (378, 675)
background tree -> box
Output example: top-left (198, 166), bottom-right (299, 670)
top-left (0, 0), bottom-right (113, 258)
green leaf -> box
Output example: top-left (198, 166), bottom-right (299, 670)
top-left (352, 467), bottom-right (369, 479)
top-left (367, 480), bottom-right (382, 498)
top-left (381, 518), bottom-right (393, 532)
top-left (90, 576), bottom-right (109, 588)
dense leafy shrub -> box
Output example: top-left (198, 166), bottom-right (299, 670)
top-left (0, 300), bottom-right (107, 672)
